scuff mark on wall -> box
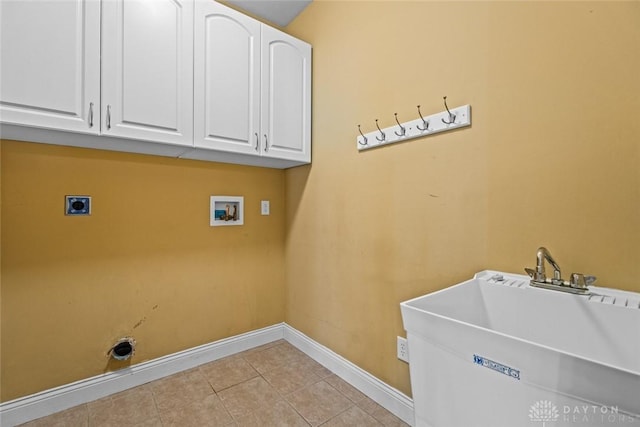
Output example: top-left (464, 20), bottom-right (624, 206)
top-left (133, 317), bottom-right (147, 329)
top-left (133, 304), bottom-right (159, 329)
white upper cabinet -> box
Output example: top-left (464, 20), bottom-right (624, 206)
top-left (194, 0), bottom-right (260, 154)
top-left (0, 0), bottom-right (100, 134)
top-left (193, 0), bottom-right (311, 164)
top-left (1, 0), bottom-right (311, 168)
top-left (101, 0), bottom-right (194, 146)
top-left (261, 25), bottom-right (311, 163)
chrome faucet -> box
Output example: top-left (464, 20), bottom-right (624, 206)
top-left (525, 246), bottom-right (595, 295)
top-left (535, 246), bottom-right (562, 284)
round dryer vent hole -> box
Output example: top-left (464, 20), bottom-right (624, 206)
top-left (109, 337), bottom-right (136, 361)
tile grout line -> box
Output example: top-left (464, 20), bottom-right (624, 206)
top-left (149, 384), bottom-right (164, 427)
top-left (215, 342), bottom-right (358, 427)
top-left (247, 342), bottom-right (313, 426)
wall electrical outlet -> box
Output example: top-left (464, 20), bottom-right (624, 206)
top-left (261, 200), bottom-right (270, 215)
top-left (397, 336), bottom-right (409, 363)
top-left (65, 195), bottom-right (91, 216)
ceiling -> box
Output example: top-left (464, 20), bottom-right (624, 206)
top-left (225, 0), bottom-right (313, 27)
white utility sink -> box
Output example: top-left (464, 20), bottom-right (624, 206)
top-left (401, 271), bottom-right (640, 427)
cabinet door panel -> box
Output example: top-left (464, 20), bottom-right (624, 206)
top-left (0, 0), bottom-right (99, 133)
top-left (102, 0), bottom-right (193, 145)
top-left (194, 1), bottom-right (260, 154)
top-left (261, 26), bottom-right (311, 163)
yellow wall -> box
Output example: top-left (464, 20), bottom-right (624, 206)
top-left (0, 140), bottom-right (285, 400)
top-left (2, 0), bottom-right (639, 405)
top-left (284, 1), bottom-right (640, 397)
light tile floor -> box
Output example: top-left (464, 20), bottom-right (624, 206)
top-left (20, 340), bottom-right (409, 427)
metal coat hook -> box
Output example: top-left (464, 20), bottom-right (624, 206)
top-left (394, 113), bottom-right (406, 137)
top-left (441, 96), bottom-right (456, 125)
top-left (375, 119), bottom-right (386, 142)
top-left (357, 125), bottom-right (368, 145)
top-left (356, 102), bottom-right (471, 151)
top-left (416, 105), bottom-right (429, 131)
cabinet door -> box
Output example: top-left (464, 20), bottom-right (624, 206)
top-left (101, 0), bottom-right (193, 146)
top-left (194, 1), bottom-right (260, 154)
top-left (0, 0), bottom-right (100, 134)
top-left (261, 26), bottom-right (311, 163)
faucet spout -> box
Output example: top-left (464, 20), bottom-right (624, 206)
top-left (536, 246), bottom-right (562, 282)
top-left (525, 246), bottom-right (592, 295)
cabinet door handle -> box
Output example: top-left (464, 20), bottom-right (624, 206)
top-left (264, 134), bottom-right (269, 152)
top-left (255, 133), bottom-right (259, 151)
top-left (106, 105), bottom-right (111, 130)
top-left (88, 102), bottom-right (94, 128)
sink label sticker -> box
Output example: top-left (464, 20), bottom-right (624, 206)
top-left (473, 354), bottom-right (520, 380)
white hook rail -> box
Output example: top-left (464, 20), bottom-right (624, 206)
top-left (356, 103), bottom-right (471, 151)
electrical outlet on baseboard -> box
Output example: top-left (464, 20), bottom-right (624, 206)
top-left (397, 336), bottom-right (409, 363)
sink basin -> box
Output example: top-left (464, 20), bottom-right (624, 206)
top-left (401, 270), bottom-right (640, 427)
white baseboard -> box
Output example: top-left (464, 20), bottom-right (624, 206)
top-left (0, 323), bottom-right (414, 426)
top-left (283, 325), bottom-right (414, 425)
top-left (0, 324), bottom-right (285, 426)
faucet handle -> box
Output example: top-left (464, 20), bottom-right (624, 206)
top-left (584, 275), bottom-right (597, 286)
top-left (570, 273), bottom-right (596, 289)
top-left (525, 267), bottom-right (545, 282)
top-left (570, 273), bottom-right (586, 288)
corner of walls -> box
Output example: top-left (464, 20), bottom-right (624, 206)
top-left (1, 324), bottom-right (415, 426)
top-left (283, 1), bottom-right (491, 398)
